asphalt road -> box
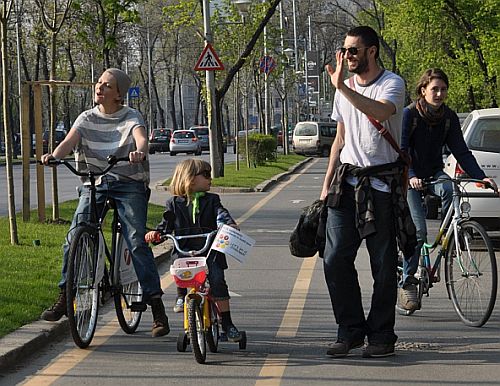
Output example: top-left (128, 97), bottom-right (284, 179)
top-left (2, 158), bottom-right (500, 385)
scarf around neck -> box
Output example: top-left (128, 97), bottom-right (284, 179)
top-left (191, 191), bottom-right (205, 223)
top-left (416, 98), bottom-right (446, 126)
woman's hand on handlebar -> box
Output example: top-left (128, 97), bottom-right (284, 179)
top-left (480, 178), bottom-right (500, 196)
top-left (40, 153), bottom-right (56, 165)
top-left (145, 230), bottom-right (161, 244)
top-left (129, 150), bottom-right (146, 164)
top-left (409, 177), bottom-right (424, 191)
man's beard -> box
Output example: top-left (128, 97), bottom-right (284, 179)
top-left (349, 56), bottom-right (369, 74)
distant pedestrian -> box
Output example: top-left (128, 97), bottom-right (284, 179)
top-left (321, 26), bottom-right (415, 358)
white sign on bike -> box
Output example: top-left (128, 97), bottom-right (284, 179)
top-left (211, 225), bottom-right (255, 264)
top-left (118, 239), bottom-right (139, 284)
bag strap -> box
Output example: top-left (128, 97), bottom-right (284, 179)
top-left (348, 76), bottom-right (409, 164)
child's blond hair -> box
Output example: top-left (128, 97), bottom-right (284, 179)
top-left (170, 158), bottom-right (211, 201)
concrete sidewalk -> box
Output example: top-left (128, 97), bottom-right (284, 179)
top-left (0, 157), bottom-right (313, 374)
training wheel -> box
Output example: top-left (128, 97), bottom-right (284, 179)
top-left (177, 332), bottom-right (188, 352)
top-left (238, 331), bottom-right (247, 350)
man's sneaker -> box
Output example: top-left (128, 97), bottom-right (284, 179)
top-left (362, 343), bottom-right (395, 358)
top-left (150, 298), bottom-right (170, 337)
top-left (41, 290), bottom-right (67, 322)
top-left (398, 283), bottom-right (418, 312)
top-left (326, 339), bottom-right (364, 357)
top-left (224, 325), bottom-right (242, 342)
top-left (173, 297), bottom-right (184, 313)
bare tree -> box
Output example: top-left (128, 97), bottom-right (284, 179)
top-left (1, 0), bottom-right (18, 244)
top-left (35, 0), bottom-right (73, 220)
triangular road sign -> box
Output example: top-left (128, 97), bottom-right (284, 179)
top-left (194, 43), bottom-right (224, 71)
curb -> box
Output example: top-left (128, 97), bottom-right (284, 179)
top-left (154, 157), bottom-right (314, 194)
top-left (0, 246), bottom-right (172, 374)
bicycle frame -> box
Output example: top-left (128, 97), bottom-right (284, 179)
top-left (182, 283), bottom-right (217, 333)
top-left (420, 176), bottom-right (484, 284)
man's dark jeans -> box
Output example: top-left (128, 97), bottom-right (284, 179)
top-left (323, 183), bottom-right (398, 345)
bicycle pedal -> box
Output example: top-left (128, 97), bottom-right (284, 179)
top-left (130, 302), bottom-right (147, 312)
top-left (220, 332), bottom-right (228, 342)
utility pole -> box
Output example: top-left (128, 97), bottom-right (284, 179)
top-left (202, 0), bottom-right (222, 178)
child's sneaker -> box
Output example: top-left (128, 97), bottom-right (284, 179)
top-left (224, 324), bottom-right (242, 342)
top-left (173, 297), bottom-right (184, 313)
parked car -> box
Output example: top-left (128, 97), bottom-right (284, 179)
top-left (189, 125), bottom-right (209, 151)
top-left (443, 108), bottom-right (500, 231)
top-left (292, 121), bottom-right (337, 157)
top-left (169, 129), bottom-right (202, 156)
top-left (148, 128), bottom-right (172, 154)
top-left (43, 129), bottom-right (66, 153)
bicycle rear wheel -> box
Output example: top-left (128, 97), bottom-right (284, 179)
top-left (206, 301), bottom-right (219, 353)
top-left (113, 233), bottom-right (143, 334)
top-left (66, 225), bottom-right (100, 348)
top-left (188, 298), bottom-right (206, 364)
top-left (445, 220), bottom-right (497, 327)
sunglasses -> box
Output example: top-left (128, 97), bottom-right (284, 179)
top-left (197, 170), bottom-right (212, 179)
top-left (340, 46), bottom-right (368, 56)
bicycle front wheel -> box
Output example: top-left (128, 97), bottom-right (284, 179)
top-left (113, 233), bottom-right (143, 334)
top-left (66, 226), bottom-right (100, 348)
top-left (188, 298), bottom-right (207, 364)
top-left (445, 220), bottom-right (497, 327)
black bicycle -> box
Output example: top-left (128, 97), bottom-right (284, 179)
top-left (41, 156), bottom-right (145, 348)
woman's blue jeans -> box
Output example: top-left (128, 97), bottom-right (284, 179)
top-left (58, 180), bottom-right (163, 302)
top-left (323, 184), bottom-right (398, 345)
top-left (402, 171), bottom-right (453, 285)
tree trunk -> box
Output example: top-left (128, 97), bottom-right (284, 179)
top-left (1, 0), bottom-right (19, 244)
top-left (49, 33), bottom-right (59, 220)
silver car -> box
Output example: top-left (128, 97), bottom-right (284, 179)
top-left (444, 108), bottom-right (500, 231)
top-left (169, 130), bottom-right (202, 156)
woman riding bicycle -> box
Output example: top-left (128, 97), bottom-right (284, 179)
top-left (145, 159), bottom-right (243, 342)
top-left (40, 68), bottom-right (170, 338)
top-left (399, 68), bottom-right (499, 312)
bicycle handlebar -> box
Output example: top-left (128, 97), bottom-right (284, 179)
top-left (158, 230), bottom-right (218, 257)
top-left (37, 155), bottom-right (130, 178)
top-left (421, 176), bottom-right (497, 194)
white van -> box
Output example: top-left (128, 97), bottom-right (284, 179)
top-left (292, 121), bottom-right (337, 157)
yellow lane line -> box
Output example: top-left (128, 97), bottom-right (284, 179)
top-left (255, 257), bottom-right (317, 386)
top-left (276, 256), bottom-right (317, 338)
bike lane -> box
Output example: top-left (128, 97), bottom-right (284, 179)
top-left (3, 157), bottom-right (500, 385)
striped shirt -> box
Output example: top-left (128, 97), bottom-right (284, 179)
top-left (72, 105), bottom-right (150, 185)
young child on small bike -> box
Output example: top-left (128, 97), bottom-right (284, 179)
top-left (145, 158), bottom-right (242, 341)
